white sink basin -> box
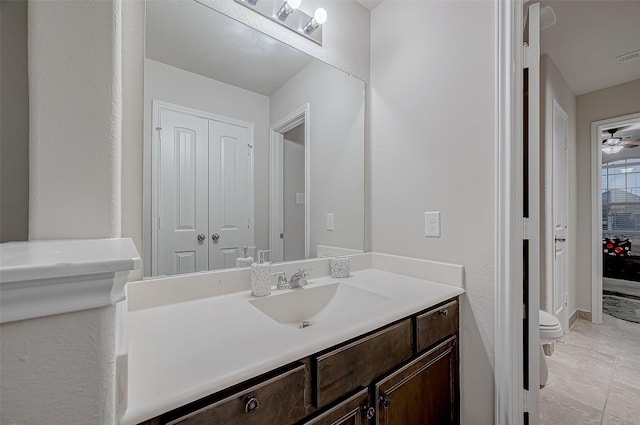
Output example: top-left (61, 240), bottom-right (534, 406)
top-left (249, 282), bottom-right (390, 327)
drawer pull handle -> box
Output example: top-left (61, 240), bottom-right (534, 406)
top-left (437, 309), bottom-right (449, 317)
top-left (244, 395), bottom-right (260, 414)
top-left (364, 406), bottom-right (376, 419)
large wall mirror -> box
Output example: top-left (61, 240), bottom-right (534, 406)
top-left (143, 0), bottom-right (365, 277)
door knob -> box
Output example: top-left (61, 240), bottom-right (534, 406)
top-left (555, 237), bottom-right (566, 243)
top-left (211, 233), bottom-right (220, 241)
top-left (197, 233), bottom-right (206, 242)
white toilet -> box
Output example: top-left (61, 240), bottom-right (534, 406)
top-left (539, 310), bottom-right (564, 386)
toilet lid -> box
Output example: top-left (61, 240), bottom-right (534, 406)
top-left (539, 310), bottom-right (560, 328)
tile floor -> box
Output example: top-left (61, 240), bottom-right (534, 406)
top-left (539, 313), bottom-right (640, 425)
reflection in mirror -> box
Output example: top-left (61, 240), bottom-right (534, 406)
top-left (143, 0), bottom-right (365, 277)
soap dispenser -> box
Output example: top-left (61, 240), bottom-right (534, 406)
top-left (250, 250), bottom-right (272, 297)
top-left (236, 246), bottom-right (255, 267)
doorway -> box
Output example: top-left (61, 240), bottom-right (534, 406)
top-left (269, 104), bottom-right (310, 263)
top-left (591, 112), bottom-right (640, 323)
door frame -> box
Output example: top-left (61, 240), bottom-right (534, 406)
top-left (269, 103), bottom-right (311, 262)
top-left (496, 1), bottom-right (544, 424)
top-left (147, 100), bottom-right (255, 276)
top-left (590, 112), bottom-right (640, 323)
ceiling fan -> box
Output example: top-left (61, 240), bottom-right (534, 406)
top-left (602, 128), bottom-right (640, 154)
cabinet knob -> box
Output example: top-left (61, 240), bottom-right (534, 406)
top-left (437, 309), bottom-right (449, 317)
top-left (197, 233), bottom-right (206, 242)
top-left (244, 395), bottom-right (259, 414)
top-left (364, 406), bottom-right (376, 419)
top-left (212, 233), bottom-right (220, 241)
top-left (379, 396), bottom-right (391, 409)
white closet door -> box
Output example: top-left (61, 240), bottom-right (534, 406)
top-left (157, 108), bottom-right (209, 275)
top-left (208, 119), bottom-right (251, 270)
top-left (552, 100), bottom-right (569, 331)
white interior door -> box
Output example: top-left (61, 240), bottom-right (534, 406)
top-left (208, 119), bottom-right (251, 269)
top-left (157, 107), bottom-right (209, 275)
top-left (552, 100), bottom-right (569, 331)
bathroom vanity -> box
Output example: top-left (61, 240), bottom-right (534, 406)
top-left (123, 267), bottom-right (463, 425)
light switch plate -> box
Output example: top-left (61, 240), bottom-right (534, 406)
top-left (326, 213), bottom-right (335, 231)
top-left (424, 211), bottom-right (440, 237)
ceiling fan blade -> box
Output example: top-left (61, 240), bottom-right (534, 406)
top-left (621, 139), bottom-right (640, 148)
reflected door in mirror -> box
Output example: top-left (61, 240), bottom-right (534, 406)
top-left (154, 104), bottom-right (253, 276)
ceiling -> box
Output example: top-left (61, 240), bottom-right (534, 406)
top-left (145, 0), bottom-right (314, 96)
top-left (355, 0), bottom-right (383, 11)
top-left (539, 0), bottom-right (640, 96)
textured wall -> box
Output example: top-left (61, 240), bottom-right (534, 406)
top-left (0, 307), bottom-right (117, 425)
top-left (28, 0), bottom-right (122, 239)
top-left (370, 2), bottom-right (496, 423)
top-left (575, 79), bottom-right (640, 312)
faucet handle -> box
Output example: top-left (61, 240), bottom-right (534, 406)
top-left (272, 271), bottom-right (289, 289)
top-left (297, 267), bottom-right (313, 276)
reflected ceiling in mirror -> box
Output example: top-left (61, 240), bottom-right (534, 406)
top-left (143, 0), bottom-right (365, 277)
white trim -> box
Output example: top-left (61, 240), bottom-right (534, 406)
top-left (526, 5), bottom-right (542, 421)
top-left (269, 103), bottom-right (311, 260)
top-left (495, 0), bottom-right (525, 423)
top-left (147, 100), bottom-right (255, 276)
top-left (591, 112), bottom-right (640, 324)
top-left (0, 238), bottom-right (141, 323)
top-left (269, 131), bottom-right (284, 261)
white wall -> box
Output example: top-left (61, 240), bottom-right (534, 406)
top-left (539, 54), bottom-right (577, 317)
top-left (370, 2), bottom-right (496, 423)
top-left (576, 79), bottom-right (640, 312)
top-left (28, 0), bottom-right (122, 240)
top-left (0, 307), bottom-right (117, 425)
top-left (270, 60), bottom-right (366, 257)
top-left (0, 0), bottom-right (29, 243)
top-left (121, 0), bottom-right (372, 261)
top-left (143, 59), bottom-right (270, 271)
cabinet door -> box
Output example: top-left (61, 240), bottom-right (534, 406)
top-left (375, 337), bottom-right (458, 425)
top-left (302, 389), bottom-right (371, 425)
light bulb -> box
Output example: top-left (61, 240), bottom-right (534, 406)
top-left (314, 8), bottom-right (327, 24)
top-left (289, 0), bottom-right (301, 9)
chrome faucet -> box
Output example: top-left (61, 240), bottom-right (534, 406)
top-left (273, 268), bottom-right (312, 289)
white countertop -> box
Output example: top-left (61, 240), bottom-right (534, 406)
top-left (122, 268), bottom-right (464, 425)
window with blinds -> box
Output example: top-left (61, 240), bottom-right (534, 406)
top-left (602, 158), bottom-right (640, 235)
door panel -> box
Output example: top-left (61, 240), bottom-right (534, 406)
top-left (209, 120), bottom-right (251, 270)
top-left (158, 108), bottom-right (209, 275)
top-left (552, 100), bottom-right (569, 329)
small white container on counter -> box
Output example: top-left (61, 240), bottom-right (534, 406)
top-left (330, 256), bottom-right (350, 278)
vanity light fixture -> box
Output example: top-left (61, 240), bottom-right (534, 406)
top-left (235, 0), bottom-right (325, 45)
top-left (303, 8), bottom-right (327, 34)
top-left (276, 0), bottom-right (301, 21)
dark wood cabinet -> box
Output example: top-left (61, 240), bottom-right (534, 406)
top-left (314, 319), bottom-right (413, 408)
top-left (138, 297), bottom-right (459, 425)
top-left (375, 337), bottom-right (459, 425)
top-left (301, 389), bottom-right (371, 425)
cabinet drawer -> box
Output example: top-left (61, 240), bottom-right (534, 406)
top-left (167, 364), bottom-right (306, 425)
top-left (314, 319), bottom-right (413, 408)
top-left (415, 299), bottom-right (458, 352)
